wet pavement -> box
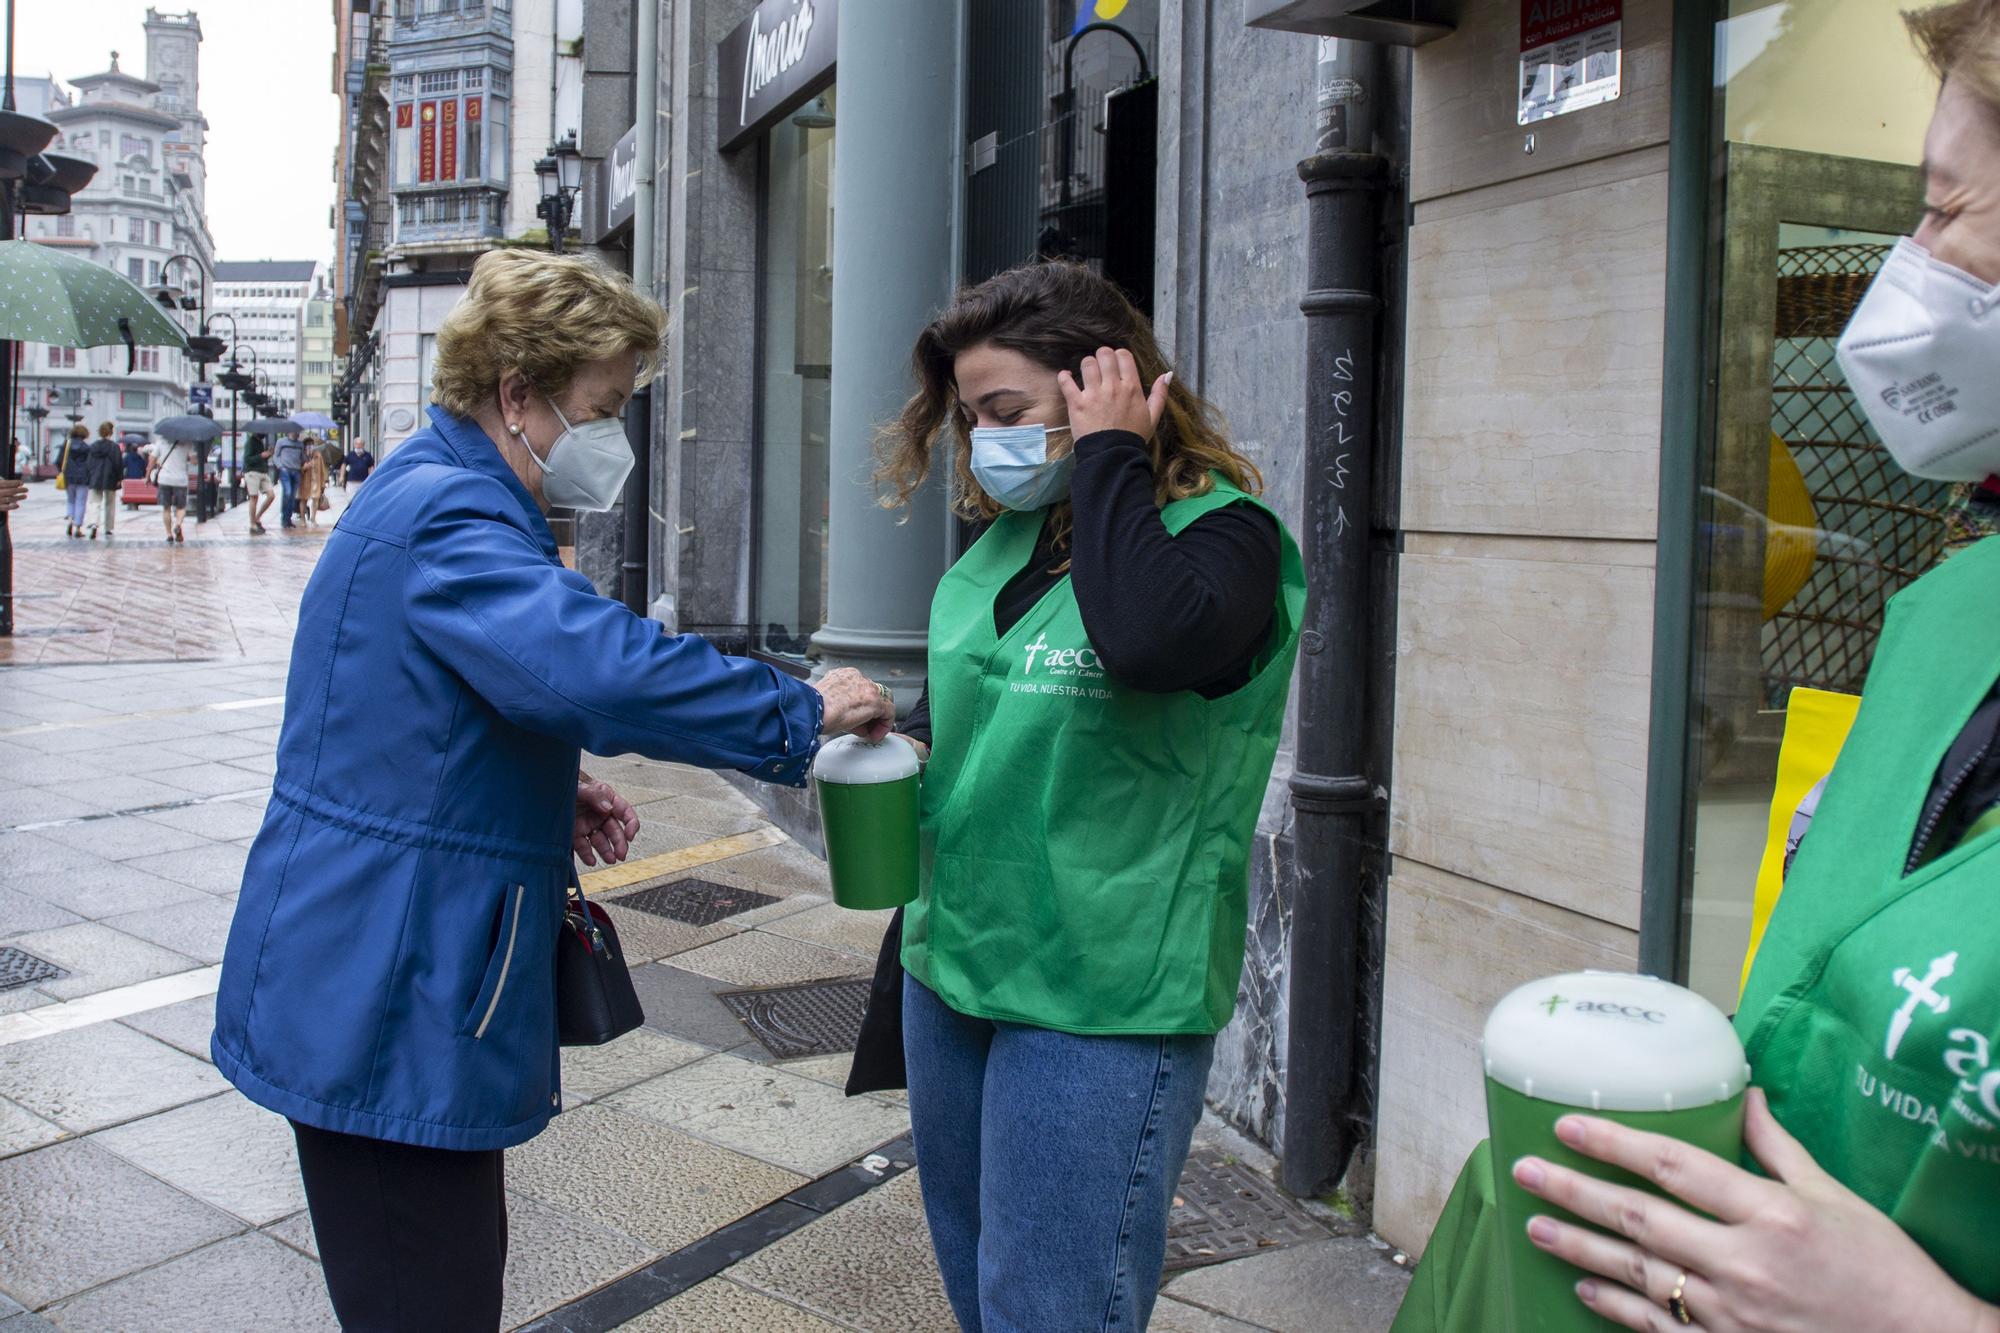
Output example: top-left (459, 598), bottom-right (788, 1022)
top-left (0, 475), bottom-right (1404, 1331)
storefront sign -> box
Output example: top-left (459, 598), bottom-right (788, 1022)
top-left (1518, 0), bottom-right (1620, 125)
top-left (440, 99), bottom-right (458, 181)
top-left (188, 384), bottom-right (212, 408)
top-left (588, 123), bottom-right (640, 242)
top-left (716, 0), bottom-right (838, 152)
top-left (419, 101), bottom-right (438, 183)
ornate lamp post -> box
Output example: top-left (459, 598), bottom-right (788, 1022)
top-left (533, 132), bottom-right (582, 254)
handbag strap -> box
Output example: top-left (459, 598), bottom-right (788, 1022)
top-left (566, 868), bottom-right (610, 958)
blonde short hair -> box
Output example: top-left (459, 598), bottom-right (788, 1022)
top-left (431, 249), bottom-right (666, 417)
top-left (1908, 0), bottom-right (2000, 113)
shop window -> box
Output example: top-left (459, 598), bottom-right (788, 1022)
top-left (1682, 0), bottom-right (1941, 1008)
top-left (752, 86), bottom-right (837, 662)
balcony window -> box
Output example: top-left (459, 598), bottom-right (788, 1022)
top-left (419, 69), bottom-right (459, 95)
top-left (55, 215), bottom-right (75, 238)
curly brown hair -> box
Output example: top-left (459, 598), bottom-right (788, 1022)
top-left (875, 262), bottom-right (1260, 539)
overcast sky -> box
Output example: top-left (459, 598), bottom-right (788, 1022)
top-left (15, 0), bottom-right (340, 265)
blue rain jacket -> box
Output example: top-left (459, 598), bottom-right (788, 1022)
top-left (212, 407), bottom-right (823, 1150)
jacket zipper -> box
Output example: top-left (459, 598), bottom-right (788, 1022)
top-left (473, 884), bottom-right (526, 1040)
top-left (1906, 736), bottom-right (1997, 875)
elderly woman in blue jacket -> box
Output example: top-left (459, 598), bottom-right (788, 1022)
top-left (211, 249), bottom-right (893, 1332)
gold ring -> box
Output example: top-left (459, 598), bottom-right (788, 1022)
top-left (877, 682), bottom-right (893, 704)
top-left (1666, 1272), bottom-right (1692, 1325)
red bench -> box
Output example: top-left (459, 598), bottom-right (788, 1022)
top-left (121, 478), bottom-right (159, 507)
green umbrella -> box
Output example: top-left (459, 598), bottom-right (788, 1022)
top-left (0, 240), bottom-right (190, 356)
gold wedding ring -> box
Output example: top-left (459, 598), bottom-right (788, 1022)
top-left (877, 682), bottom-right (894, 705)
top-left (1666, 1272), bottom-right (1692, 1326)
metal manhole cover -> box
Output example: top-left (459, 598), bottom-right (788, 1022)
top-left (611, 878), bottom-right (781, 927)
top-left (718, 976), bottom-right (873, 1059)
top-left (1165, 1150), bottom-right (1330, 1272)
top-left (0, 947), bottom-right (68, 993)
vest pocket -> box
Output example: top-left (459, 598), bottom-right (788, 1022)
top-left (461, 883), bottom-right (527, 1039)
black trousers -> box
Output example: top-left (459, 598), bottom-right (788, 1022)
top-left (291, 1120), bottom-right (508, 1332)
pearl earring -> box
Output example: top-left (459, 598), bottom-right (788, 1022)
top-left (509, 424), bottom-right (521, 435)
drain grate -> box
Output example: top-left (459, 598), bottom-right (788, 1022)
top-left (0, 947), bottom-right (68, 993)
top-left (611, 878), bottom-right (781, 927)
top-left (1164, 1149), bottom-right (1331, 1272)
top-left (718, 976), bottom-right (873, 1059)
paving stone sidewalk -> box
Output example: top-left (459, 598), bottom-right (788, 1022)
top-left (0, 481), bottom-right (1407, 1331)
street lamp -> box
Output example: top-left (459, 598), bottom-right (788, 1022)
top-left (210, 314), bottom-right (250, 504)
top-left (534, 132), bottom-right (582, 254)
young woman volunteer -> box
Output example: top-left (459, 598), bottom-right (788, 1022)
top-left (877, 261), bottom-right (1304, 1332)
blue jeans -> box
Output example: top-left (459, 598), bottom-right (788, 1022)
top-left (279, 467), bottom-right (300, 525)
top-left (902, 974), bottom-right (1214, 1333)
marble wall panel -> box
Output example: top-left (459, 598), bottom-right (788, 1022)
top-left (1411, 0), bottom-right (1672, 205)
top-left (1390, 536), bottom-right (1656, 929)
top-left (1401, 166), bottom-right (1669, 542)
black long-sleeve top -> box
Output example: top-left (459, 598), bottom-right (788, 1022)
top-left (901, 430), bottom-right (1280, 747)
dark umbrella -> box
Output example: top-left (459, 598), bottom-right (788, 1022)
top-left (153, 415), bottom-right (223, 443)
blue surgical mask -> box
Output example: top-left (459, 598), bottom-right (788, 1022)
top-left (969, 423), bottom-right (1075, 511)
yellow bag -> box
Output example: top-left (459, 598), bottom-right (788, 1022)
top-left (53, 441), bottom-right (68, 491)
top-left (1740, 685), bottom-right (1862, 996)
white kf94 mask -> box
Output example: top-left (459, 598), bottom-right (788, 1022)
top-left (1836, 237), bottom-right (2000, 482)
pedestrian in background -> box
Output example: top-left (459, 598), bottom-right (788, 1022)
top-left (85, 421), bottom-right (122, 540)
top-left (342, 440), bottom-right (374, 488)
top-left (272, 431), bottom-right (304, 530)
top-left (319, 435), bottom-right (343, 488)
top-left (121, 437), bottom-right (147, 482)
top-left (298, 437), bottom-right (328, 528)
top-left (12, 435), bottom-right (29, 478)
top-left (60, 423), bottom-right (90, 537)
top-left (148, 435), bottom-right (193, 544)
top-left (241, 433), bottom-right (275, 534)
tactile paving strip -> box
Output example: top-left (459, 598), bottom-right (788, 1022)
top-left (0, 947), bottom-right (69, 993)
top-left (611, 878), bottom-right (780, 927)
top-left (1164, 1149), bottom-right (1331, 1272)
top-left (718, 976), bottom-right (873, 1060)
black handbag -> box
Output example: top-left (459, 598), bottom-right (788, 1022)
top-left (555, 871), bottom-right (644, 1046)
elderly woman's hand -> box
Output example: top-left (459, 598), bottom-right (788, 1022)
top-left (573, 772), bottom-right (639, 867)
top-left (814, 668), bottom-right (896, 743)
top-left (1512, 1088), bottom-right (1999, 1333)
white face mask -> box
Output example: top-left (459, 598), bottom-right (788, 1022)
top-left (1835, 237), bottom-right (2000, 482)
top-left (969, 423), bottom-right (1074, 511)
top-left (520, 399), bottom-right (633, 512)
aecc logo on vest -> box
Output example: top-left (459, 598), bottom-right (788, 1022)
top-left (1023, 634), bottom-right (1106, 680)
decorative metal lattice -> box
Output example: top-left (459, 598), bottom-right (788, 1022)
top-left (1761, 243), bottom-right (1953, 703)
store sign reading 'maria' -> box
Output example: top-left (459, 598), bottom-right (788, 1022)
top-left (716, 0), bottom-right (838, 152)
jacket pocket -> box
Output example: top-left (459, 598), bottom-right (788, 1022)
top-left (461, 883), bottom-right (527, 1039)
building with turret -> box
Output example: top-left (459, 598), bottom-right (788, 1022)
top-left (17, 13), bottom-right (215, 464)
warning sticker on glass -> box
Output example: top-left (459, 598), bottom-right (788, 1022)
top-left (1519, 0), bottom-right (1621, 125)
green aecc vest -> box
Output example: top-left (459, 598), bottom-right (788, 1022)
top-left (1736, 535), bottom-right (2000, 1299)
top-left (902, 478), bottom-right (1305, 1036)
